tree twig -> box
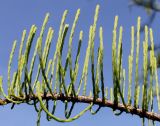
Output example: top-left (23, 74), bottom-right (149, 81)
top-left (0, 92), bottom-right (160, 122)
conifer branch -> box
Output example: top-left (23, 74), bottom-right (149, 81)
top-left (1, 4), bottom-right (160, 126)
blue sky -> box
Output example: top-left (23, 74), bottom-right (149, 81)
top-left (0, 0), bottom-right (160, 126)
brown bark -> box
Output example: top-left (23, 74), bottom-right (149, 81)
top-left (0, 93), bottom-right (160, 122)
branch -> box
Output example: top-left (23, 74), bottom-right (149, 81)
top-left (2, 4), bottom-right (160, 125)
top-left (0, 92), bottom-right (160, 122)
top-left (131, 0), bottom-right (160, 12)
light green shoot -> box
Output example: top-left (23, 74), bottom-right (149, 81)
top-left (8, 40), bottom-right (17, 94)
top-left (134, 17), bottom-right (141, 108)
top-left (128, 26), bottom-right (134, 105)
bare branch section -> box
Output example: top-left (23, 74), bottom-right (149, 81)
top-left (0, 93), bottom-right (160, 122)
top-left (131, 0), bottom-right (160, 12)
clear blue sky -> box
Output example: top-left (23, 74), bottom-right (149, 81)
top-left (0, 0), bottom-right (160, 126)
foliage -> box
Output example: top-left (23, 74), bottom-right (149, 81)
top-left (0, 4), bottom-right (160, 126)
